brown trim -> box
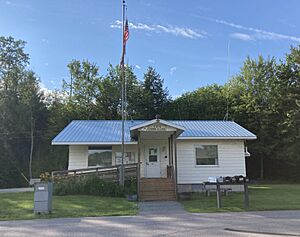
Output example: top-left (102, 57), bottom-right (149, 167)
top-left (173, 134), bottom-right (178, 198)
top-left (137, 132), bottom-right (141, 201)
top-left (168, 136), bottom-right (172, 166)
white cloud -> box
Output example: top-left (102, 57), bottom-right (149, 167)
top-left (230, 33), bottom-right (253, 41)
top-left (39, 82), bottom-right (53, 96)
top-left (169, 66), bottom-right (177, 75)
top-left (129, 22), bottom-right (156, 31)
top-left (172, 94), bottom-right (181, 99)
top-left (212, 18), bottom-right (300, 43)
top-left (39, 82), bottom-right (69, 104)
top-left (156, 25), bottom-right (205, 39)
top-left (110, 20), bottom-right (207, 39)
top-left (110, 22), bottom-right (121, 29)
top-left (5, 1), bottom-right (34, 10)
top-left (135, 64), bottom-right (141, 69)
top-left (147, 59), bottom-right (155, 63)
top-left (190, 64), bottom-right (213, 69)
top-left (41, 38), bottom-right (49, 44)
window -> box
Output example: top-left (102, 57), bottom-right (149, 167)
top-left (115, 152), bottom-right (135, 165)
top-left (195, 145), bottom-right (218, 165)
top-left (88, 146), bottom-right (112, 167)
top-left (149, 148), bottom-right (158, 162)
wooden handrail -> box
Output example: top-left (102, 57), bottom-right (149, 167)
top-left (53, 163), bottom-right (138, 174)
top-left (51, 163), bottom-right (139, 180)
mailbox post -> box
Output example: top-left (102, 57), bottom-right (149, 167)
top-left (216, 180), bottom-right (221, 208)
top-left (243, 178), bottom-right (249, 208)
top-left (34, 182), bottom-right (53, 214)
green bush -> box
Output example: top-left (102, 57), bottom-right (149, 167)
top-left (53, 175), bottom-right (137, 197)
top-left (124, 177), bottom-right (137, 195)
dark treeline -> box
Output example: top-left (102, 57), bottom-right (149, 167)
top-left (0, 36), bottom-right (299, 188)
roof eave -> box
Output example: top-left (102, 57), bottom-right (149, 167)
top-left (177, 136), bottom-right (257, 140)
top-left (130, 119), bottom-right (185, 131)
top-left (51, 141), bottom-right (138, 145)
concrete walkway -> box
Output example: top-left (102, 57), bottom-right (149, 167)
top-left (0, 187), bottom-right (33, 193)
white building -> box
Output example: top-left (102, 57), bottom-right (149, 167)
top-left (52, 119), bottom-right (256, 200)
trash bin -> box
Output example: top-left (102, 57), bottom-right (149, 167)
top-left (34, 182), bottom-right (53, 214)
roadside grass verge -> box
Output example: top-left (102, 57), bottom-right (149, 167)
top-left (181, 184), bottom-right (300, 213)
top-left (0, 192), bottom-right (137, 221)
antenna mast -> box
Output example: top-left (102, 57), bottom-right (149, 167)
top-left (223, 40), bottom-right (231, 121)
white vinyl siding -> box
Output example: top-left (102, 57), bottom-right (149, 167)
top-left (68, 145), bottom-right (138, 170)
top-left (68, 145), bottom-right (88, 170)
top-left (112, 144), bottom-right (138, 166)
top-left (67, 139), bottom-right (246, 183)
top-left (177, 140), bottom-right (246, 184)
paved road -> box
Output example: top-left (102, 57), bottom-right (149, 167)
top-left (0, 202), bottom-right (299, 237)
top-left (0, 187), bottom-right (33, 193)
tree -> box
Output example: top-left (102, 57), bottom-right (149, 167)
top-left (96, 64), bottom-right (145, 119)
top-left (0, 36), bottom-right (48, 187)
top-left (230, 56), bottom-right (279, 179)
top-left (141, 66), bottom-right (169, 119)
top-left (63, 60), bottom-right (101, 119)
top-left (275, 46), bottom-right (300, 166)
top-left (0, 37), bottom-right (29, 187)
top-left (19, 71), bottom-right (48, 180)
top-left (95, 64), bottom-right (121, 119)
top-left (166, 84), bottom-right (227, 120)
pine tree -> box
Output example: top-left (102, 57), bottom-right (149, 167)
top-left (142, 66), bottom-right (169, 119)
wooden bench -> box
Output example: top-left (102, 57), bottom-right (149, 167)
top-left (205, 188), bottom-right (232, 197)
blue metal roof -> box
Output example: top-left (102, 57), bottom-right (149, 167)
top-left (52, 120), bottom-right (256, 144)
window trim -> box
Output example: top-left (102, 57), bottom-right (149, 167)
top-left (194, 145), bottom-right (219, 167)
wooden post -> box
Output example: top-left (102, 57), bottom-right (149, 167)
top-left (117, 165), bottom-right (120, 184)
top-left (244, 181), bottom-right (249, 208)
top-left (168, 137), bottom-right (172, 166)
top-left (173, 134), bottom-right (178, 198)
top-left (260, 154), bottom-right (264, 180)
top-left (137, 133), bottom-right (141, 200)
top-left (216, 180), bottom-right (222, 208)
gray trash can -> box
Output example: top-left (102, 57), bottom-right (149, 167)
top-left (34, 182), bottom-right (53, 214)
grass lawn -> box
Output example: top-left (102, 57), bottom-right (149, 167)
top-left (0, 192), bottom-right (138, 221)
top-left (181, 184), bottom-right (300, 213)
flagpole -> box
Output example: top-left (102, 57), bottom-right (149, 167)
top-left (120, 0), bottom-right (126, 187)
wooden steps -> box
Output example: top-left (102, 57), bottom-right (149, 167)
top-left (139, 178), bottom-right (176, 201)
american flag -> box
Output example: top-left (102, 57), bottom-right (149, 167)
top-left (123, 19), bottom-right (129, 44)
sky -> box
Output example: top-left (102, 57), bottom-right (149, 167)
top-left (1, 0), bottom-right (299, 97)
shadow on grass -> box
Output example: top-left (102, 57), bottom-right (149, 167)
top-left (181, 184), bottom-right (300, 213)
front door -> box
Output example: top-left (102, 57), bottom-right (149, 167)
top-left (145, 146), bottom-right (161, 177)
